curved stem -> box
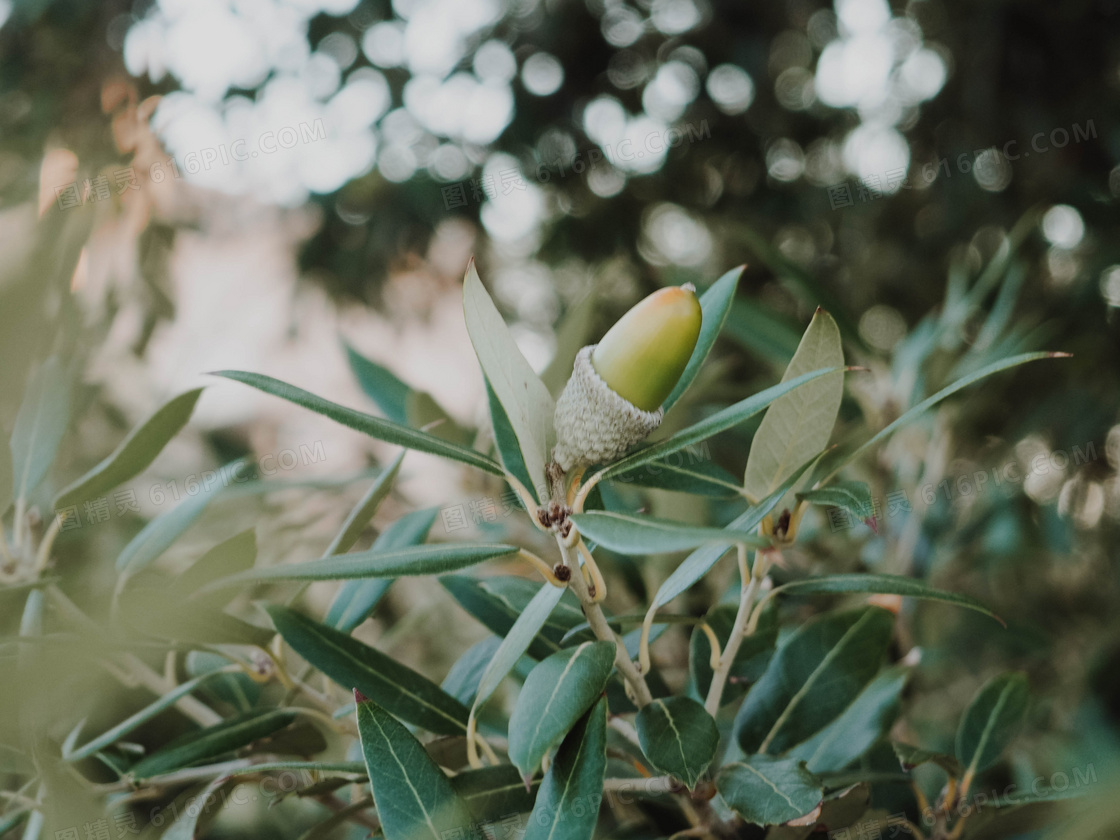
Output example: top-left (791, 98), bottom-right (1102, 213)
top-left (559, 535), bottom-right (652, 707)
top-left (704, 544), bottom-right (765, 716)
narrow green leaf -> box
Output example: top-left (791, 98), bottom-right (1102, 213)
top-left (487, 377), bottom-right (538, 497)
top-left (523, 697), bottom-right (608, 840)
top-left (450, 765), bottom-right (539, 823)
top-left (129, 709), bottom-right (297, 778)
top-left (744, 309), bottom-right (844, 504)
top-left (463, 261), bottom-right (555, 501)
top-left (213, 370), bottom-right (503, 476)
top-left (572, 510), bottom-right (768, 555)
top-left (10, 356), bottom-right (70, 501)
top-left (612, 456), bottom-right (742, 497)
top-left (355, 693), bottom-right (474, 840)
top-left (597, 367), bottom-right (841, 484)
top-left (649, 455), bottom-right (821, 612)
top-left (772, 574), bottom-right (1003, 624)
top-left (718, 755), bottom-right (823, 827)
top-left (345, 343), bottom-right (413, 424)
top-left (508, 641), bottom-right (615, 778)
top-left (636, 696), bottom-right (719, 788)
top-left (323, 451), bottom-right (405, 558)
top-left (0, 809), bottom-right (29, 836)
top-left (822, 352), bottom-right (1067, 481)
top-left (441, 575), bottom-right (573, 660)
top-left (267, 605), bottom-right (470, 735)
top-left (798, 481), bottom-right (876, 528)
top-left (663, 266), bottom-right (742, 411)
top-left (956, 672), bottom-right (1029, 778)
top-left (441, 636), bottom-right (502, 706)
top-left (0, 423), bottom-right (13, 515)
top-left (326, 506), bottom-right (437, 632)
top-left (891, 741), bottom-right (963, 777)
top-left (472, 583), bottom-right (566, 712)
top-left (54, 388), bottom-right (204, 510)
top-left (172, 529), bottom-right (257, 602)
top-left (787, 666), bottom-right (909, 773)
top-left (206, 543), bottom-right (517, 590)
top-left (735, 607), bottom-right (895, 755)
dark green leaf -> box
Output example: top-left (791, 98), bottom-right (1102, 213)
top-left (772, 574), bottom-right (1003, 624)
top-left (268, 605), bottom-right (470, 735)
top-left (508, 641), bottom-right (615, 778)
top-left (487, 377), bottom-right (538, 497)
top-left (213, 369), bottom-right (504, 476)
top-left (130, 709), bottom-right (297, 778)
top-left (663, 266), bottom-right (741, 411)
top-left (205, 543), bottom-right (517, 590)
top-left (611, 455), bottom-right (742, 497)
top-left (636, 696), bottom-right (719, 787)
top-left (355, 693), bottom-right (474, 840)
top-left (54, 388), bottom-right (204, 510)
top-left (571, 511), bottom-right (769, 555)
top-left (735, 607), bottom-right (895, 755)
top-left (788, 667), bottom-right (909, 773)
top-left (956, 672), bottom-right (1029, 779)
top-left (326, 506), bottom-right (437, 632)
top-left (450, 765), bottom-right (539, 823)
top-left (523, 697), bottom-right (608, 840)
top-left (718, 755), bottom-right (823, 827)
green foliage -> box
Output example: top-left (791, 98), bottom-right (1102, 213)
top-left (636, 696), bottom-right (720, 787)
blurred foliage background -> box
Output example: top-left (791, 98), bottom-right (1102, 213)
top-left (2, 0), bottom-right (1120, 836)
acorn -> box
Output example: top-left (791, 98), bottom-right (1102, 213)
top-left (552, 284), bottom-right (702, 471)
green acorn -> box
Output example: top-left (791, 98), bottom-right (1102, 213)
top-left (553, 284), bottom-right (702, 471)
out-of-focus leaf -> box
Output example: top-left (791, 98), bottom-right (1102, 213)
top-left (571, 511), bottom-right (768, 555)
top-left (798, 481), bottom-right (876, 528)
top-left (267, 605), bottom-right (470, 735)
top-left (162, 774), bottom-right (232, 840)
top-left (508, 641), bottom-right (614, 779)
top-left (471, 583), bottom-right (566, 713)
top-left (326, 506), bottom-right (437, 632)
top-left (725, 298), bottom-right (802, 366)
top-left (172, 529), bottom-right (257, 604)
top-left (213, 370), bottom-right (503, 476)
top-left (596, 367), bottom-right (841, 484)
top-left (647, 456), bottom-right (821, 612)
top-left (744, 309), bottom-right (843, 504)
top-left (185, 651), bottom-right (261, 713)
top-left (10, 356), bottom-right (70, 501)
top-left (663, 266), bottom-right (742, 411)
top-left (355, 693), bottom-right (474, 840)
top-left (206, 543), bottom-right (517, 590)
top-left (735, 607), bottom-right (895, 755)
top-left (523, 697), bottom-right (607, 840)
top-left (820, 352), bottom-right (1067, 482)
top-left (787, 667), bottom-right (909, 773)
top-left (956, 672), bottom-right (1029, 779)
top-left (322, 451), bottom-right (404, 558)
top-left (441, 636), bottom-right (502, 706)
top-left (118, 584), bottom-right (274, 646)
top-left (891, 741), bottom-right (963, 776)
top-left (636, 697), bottom-right (719, 787)
top-left (772, 574), bottom-right (1003, 624)
top-left (0, 423), bottom-right (13, 515)
top-left (450, 765), bottom-right (539, 823)
top-left (718, 755), bottom-right (823, 827)
top-left (54, 388), bottom-right (204, 510)
top-left (0, 809), bottom-right (29, 836)
top-left (462, 261), bottom-right (555, 501)
top-left (541, 290), bottom-right (599, 394)
top-left (129, 709), bottom-right (297, 778)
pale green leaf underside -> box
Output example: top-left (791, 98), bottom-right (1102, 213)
top-left (718, 755), bottom-right (823, 827)
top-left (773, 573), bottom-right (1002, 623)
top-left (571, 510), bottom-right (770, 555)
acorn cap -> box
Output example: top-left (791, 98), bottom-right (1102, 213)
top-left (591, 285), bottom-right (702, 412)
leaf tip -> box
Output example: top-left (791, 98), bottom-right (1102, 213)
top-left (522, 773), bottom-right (534, 792)
top-left (353, 688), bottom-right (369, 704)
top-left (864, 516), bottom-right (879, 534)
